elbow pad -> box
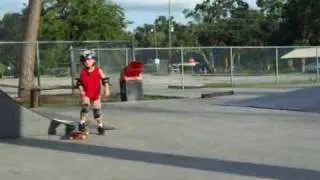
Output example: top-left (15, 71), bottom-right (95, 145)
top-left (101, 77), bottom-right (110, 85)
top-left (76, 78), bottom-right (83, 88)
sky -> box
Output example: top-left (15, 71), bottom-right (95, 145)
top-left (0, 0), bottom-right (258, 30)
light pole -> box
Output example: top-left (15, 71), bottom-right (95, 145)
top-left (168, 0), bottom-right (172, 73)
top-left (168, 0), bottom-right (171, 50)
top-left (150, 27), bottom-right (158, 58)
top-left (131, 33), bottom-right (135, 61)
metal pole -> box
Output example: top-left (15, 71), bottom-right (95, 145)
top-left (70, 45), bottom-right (75, 94)
top-left (181, 47), bottom-right (184, 90)
top-left (97, 46), bottom-right (101, 67)
top-left (230, 47), bottom-right (234, 87)
top-left (276, 47), bottom-right (279, 85)
top-left (131, 35), bottom-right (135, 61)
top-left (155, 26), bottom-right (158, 58)
top-left (317, 46), bottom-right (319, 83)
top-left (36, 42), bottom-right (41, 88)
top-left (168, 0), bottom-right (171, 64)
top-left (125, 48), bottom-right (128, 66)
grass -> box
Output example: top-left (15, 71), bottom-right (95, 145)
top-left (204, 79), bottom-right (318, 88)
top-left (15, 93), bottom-right (182, 107)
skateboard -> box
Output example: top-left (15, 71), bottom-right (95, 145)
top-left (47, 117), bottom-right (115, 140)
top-left (48, 118), bottom-right (89, 140)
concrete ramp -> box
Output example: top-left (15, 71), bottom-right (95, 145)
top-left (0, 89), bottom-right (50, 138)
top-left (223, 87), bottom-right (320, 113)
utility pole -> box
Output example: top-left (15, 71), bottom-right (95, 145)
top-left (168, 0), bottom-right (172, 50)
top-left (168, 0), bottom-right (172, 73)
top-left (151, 26), bottom-right (158, 58)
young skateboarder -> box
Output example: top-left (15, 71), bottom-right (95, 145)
top-left (76, 49), bottom-right (110, 135)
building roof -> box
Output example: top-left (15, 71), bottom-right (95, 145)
top-left (281, 47), bottom-right (320, 59)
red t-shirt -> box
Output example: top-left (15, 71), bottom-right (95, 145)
top-left (80, 67), bottom-right (102, 100)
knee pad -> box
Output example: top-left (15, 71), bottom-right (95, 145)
top-left (93, 108), bottom-right (102, 119)
top-left (81, 104), bottom-right (89, 115)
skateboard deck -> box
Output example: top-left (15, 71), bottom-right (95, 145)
top-left (48, 118), bottom-right (75, 135)
top-left (43, 112), bottom-right (116, 140)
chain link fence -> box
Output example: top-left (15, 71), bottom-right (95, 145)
top-left (0, 42), bottom-right (319, 96)
top-left (135, 46), bottom-right (320, 89)
top-left (0, 41), bottom-right (133, 95)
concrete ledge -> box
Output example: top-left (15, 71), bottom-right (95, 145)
top-left (201, 91), bottom-right (234, 98)
top-left (168, 85), bottom-right (205, 89)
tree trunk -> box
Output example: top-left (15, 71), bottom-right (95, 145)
top-left (18, 0), bottom-right (41, 99)
top-left (266, 60), bottom-right (271, 72)
top-left (301, 58), bottom-right (306, 73)
top-left (288, 59), bottom-right (294, 71)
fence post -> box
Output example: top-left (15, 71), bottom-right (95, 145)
top-left (317, 46), bottom-right (319, 83)
top-left (97, 46), bottom-right (101, 67)
top-left (131, 36), bottom-right (135, 61)
top-left (70, 45), bottom-right (75, 94)
top-left (36, 41), bottom-right (41, 88)
top-left (230, 47), bottom-right (234, 87)
top-left (125, 48), bottom-right (129, 66)
top-left (276, 47), bottom-right (279, 86)
top-left (181, 47), bottom-right (184, 90)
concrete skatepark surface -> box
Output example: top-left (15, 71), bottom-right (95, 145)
top-left (1, 85), bottom-right (320, 179)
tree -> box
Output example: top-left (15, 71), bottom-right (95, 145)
top-left (279, 0), bottom-right (320, 45)
top-left (257, 0), bottom-right (285, 17)
top-left (133, 16), bottom-right (197, 48)
top-left (40, 0), bottom-right (127, 40)
top-left (183, 0), bottom-right (272, 46)
top-left (256, 0), bottom-right (287, 45)
top-left (18, 0), bottom-right (41, 99)
top-left (34, 0), bottom-right (129, 75)
top-left (0, 13), bottom-right (26, 77)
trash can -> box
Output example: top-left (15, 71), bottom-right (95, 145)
top-left (119, 60), bottom-right (144, 101)
top-left (30, 87), bottom-right (40, 108)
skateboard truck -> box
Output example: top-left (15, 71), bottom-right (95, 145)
top-left (69, 131), bottom-right (89, 140)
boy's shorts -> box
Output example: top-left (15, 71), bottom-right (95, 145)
top-left (82, 96), bottom-right (101, 109)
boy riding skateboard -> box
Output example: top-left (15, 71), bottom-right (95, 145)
top-left (76, 49), bottom-right (110, 135)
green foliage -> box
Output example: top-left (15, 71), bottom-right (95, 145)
top-left (182, 0), bottom-right (273, 46)
top-left (134, 16), bottom-right (198, 47)
top-left (0, 13), bottom-right (26, 76)
top-left (279, 0), bottom-right (320, 45)
top-left (40, 0), bottom-right (127, 40)
top-left (0, 63), bottom-right (5, 78)
top-left (36, 0), bottom-right (129, 74)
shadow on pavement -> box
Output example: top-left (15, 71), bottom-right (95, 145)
top-left (1, 137), bottom-right (320, 180)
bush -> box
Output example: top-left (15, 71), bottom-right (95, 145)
top-left (0, 63), bottom-right (5, 78)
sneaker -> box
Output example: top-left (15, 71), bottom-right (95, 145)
top-left (78, 123), bottom-right (86, 132)
top-left (97, 126), bottom-right (105, 135)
